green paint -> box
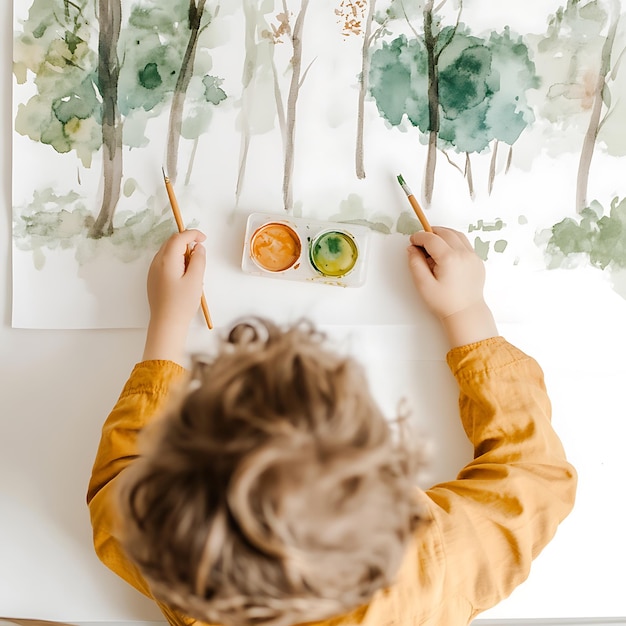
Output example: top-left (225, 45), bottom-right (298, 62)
top-left (494, 239), bottom-right (508, 253)
top-left (439, 44), bottom-right (492, 119)
top-left (331, 194), bottom-right (392, 234)
top-left (474, 237), bottom-right (490, 261)
top-left (138, 62), bottom-right (163, 90)
top-left (13, 0), bottom-right (102, 166)
top-left (123, 179), bottom-right (138, 197)
top-left (545, 199), bottom-right (626, 271)
top-left (340, 219), bottom-right (391, 235)
top-left (468, 219), bottom-right (505, 232)
top-left (52, 77), bottom-right (100, 123)
top-left (202, 75), bottom-right (227, 105)
top-left (396, 211), bottom-right (421, 235)
top-left (368, 24), bottom-right (536, 183)
top-left (518, 215), bottom-right (528, 225)
top-left (13, 187), bottom-right (173, 269)
top-left (310, 231), bottom-right (358, 277)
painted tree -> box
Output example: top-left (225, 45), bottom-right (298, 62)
top-left (119, 0), bottom-right (226, 185)
top-left (14, 0), bottom-right (101, 168)
top-left (235, 1), bottom-right (277, 205)
top-left (90, 0), bottom-right (123, 237)
top-left (263, 1), bottom-right (313, 212)
top-left (335, 0), bottom-right (385, 179)
top-left (369, 0), bottom-right (464, 204)
top-left (15, 0), bottom-right (227, 241)
top-left (480, 28), bottom-right (537, 194)
top-left (532, 0), bottom-right (623, 212)
top-left (167, 0), bottom-right (219, 184)
top-left (369, 13), bottom-right (537, 202)
top-left (13, 0), bottom-right (122, 238)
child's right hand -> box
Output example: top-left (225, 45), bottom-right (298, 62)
top-left (142, 229), bottom-right (207, 363)
top-left (407, 227), bottom-right (498, 348)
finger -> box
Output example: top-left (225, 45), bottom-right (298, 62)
top-left (444, 228), bottom-right (474, 253)
top-left (409, 231), bottom-right (451, 262)
top-left (184, 242), bottom-right (206, 280)
top-left (162, 229), bottom-right (207, 258)
top-left (407, 245), bottom-right (437, 287)
top-left (430, 227), bottom-right (470, 251)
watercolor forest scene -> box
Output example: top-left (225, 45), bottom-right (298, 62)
top-left (11, 0), bottom-right (626, 329)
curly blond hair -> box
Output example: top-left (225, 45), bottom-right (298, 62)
top-left (117, 319), bottom-right (426, 626)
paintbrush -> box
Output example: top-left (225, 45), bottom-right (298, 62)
top-left (162, 167), bottom-right (213, 330)
top-left (396, 173), bottom-right (433, 233)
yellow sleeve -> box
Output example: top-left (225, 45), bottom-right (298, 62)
top-left (425, 336), bottom-right (577, 617)
top-left (86, 360), bottom-right (187, 600)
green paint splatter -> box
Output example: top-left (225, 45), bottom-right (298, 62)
top-left (494, 239), bottom-right (508, 253)
top-left (202, 74), bottom-right (227, 105)
top-left (518, 215), bottom-right (528, 225)
top-left (468, 219), bottom-right (505, 232)
top-left (474, 236), bottom-right (490, 260)
top-left (123, 178), bottom-right (138, 197)
top-left (396, 211), bottom-right (421, 235)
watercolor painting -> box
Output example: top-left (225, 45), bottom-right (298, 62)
top-left (12, 0), bottom-right (626, 328)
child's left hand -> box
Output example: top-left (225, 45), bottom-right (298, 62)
top-left (143, 229), bottom-right (206, 363)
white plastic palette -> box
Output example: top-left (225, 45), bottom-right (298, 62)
top-left (241, 212), bottom-right (370, 287)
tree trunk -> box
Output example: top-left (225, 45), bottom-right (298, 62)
top-left (235, 0), bottom-right (259, 204)
top-left (89, 0), bottom-right (123, 239)
top-left (465, 152), bottom-right (474, 198)
top-left (166, 0), bottom-right (207, 185)
top-left (505, 144), bottom-right (513, 174)
top-left (488, 139), bottom-right (499, 195)
top-left (355, 0), bottom-right (377, 180)
top-left (576, 4), bottom-right (619, 213)
top-left (282, 0), bottom-right (310, 212)
top-left (423, 2), bottom-right (439, 206)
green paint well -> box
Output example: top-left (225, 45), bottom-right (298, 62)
top-left (310, 231), bottom-right (358, 277)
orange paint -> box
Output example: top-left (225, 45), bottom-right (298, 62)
top-left (251, 222), bottom-right (301, 272)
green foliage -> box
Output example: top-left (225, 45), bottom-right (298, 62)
top-left (15, 0), bottom-right (228, 157)
top-left (546, 198), bottom-right (626, 269)
top-left (369, 35), bottom-right (428, 128)
top-left (14, 188), bottom-right (175, 269)
top-left (118, 0), bottom-right (228, 146)
top-left (14, 0), bottom-right (102, 166)
top-left (369, 24), bottom-right (537, 154)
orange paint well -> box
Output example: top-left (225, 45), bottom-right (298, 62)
top-left (251, 222), bottom-right (301, 272)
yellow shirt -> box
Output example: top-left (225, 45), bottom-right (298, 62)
top-left (87, 337), bottom-right (577, 626)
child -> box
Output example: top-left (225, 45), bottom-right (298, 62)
top-left (87, 227), bottom-right (577, 626)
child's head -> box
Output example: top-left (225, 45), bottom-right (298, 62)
top-left (118, 319), bottom-right (426, 626)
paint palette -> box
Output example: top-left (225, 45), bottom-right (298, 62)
top-left (241, 213), bottom-right (370, 287)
